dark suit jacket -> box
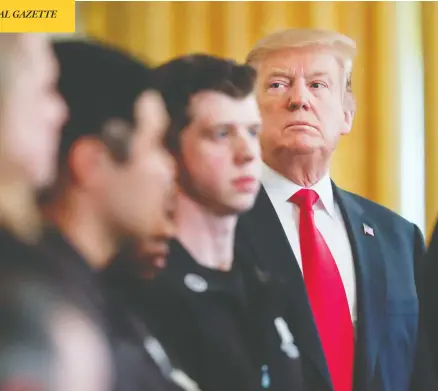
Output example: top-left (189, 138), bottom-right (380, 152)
top-left (423, 221), bottom-right (438, 380)
top-left (236, 183), bottom-right (435, 391)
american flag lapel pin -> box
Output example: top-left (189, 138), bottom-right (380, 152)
top-left (363, 223), bottom-right (374, 237)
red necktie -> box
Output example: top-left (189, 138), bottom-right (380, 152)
top-left (290, 189), bottom-right (354, 391)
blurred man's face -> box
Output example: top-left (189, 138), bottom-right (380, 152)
top-left (118, 188), bottom-right (175, 279)
top-left (178, 91), bottom-right (262, 215)
top-left (0, 34), bottom-right (68, 188)
top-left (101, 91), bottom-right (175, 245)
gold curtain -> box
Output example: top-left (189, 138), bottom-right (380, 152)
top-left (423, 3), bottom-right (438, 239)
top-left (80, 2), bottom-right (401, 221)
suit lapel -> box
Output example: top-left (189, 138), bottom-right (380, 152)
top-left (334, 186), bottom-right (387, 391)
top-left (237, 187), bottom-right (332, 387)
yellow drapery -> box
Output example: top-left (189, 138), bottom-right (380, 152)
top-left (80, 1), bottom-right (407, 228)
top-left (423, 3), bottom-right (438, 239)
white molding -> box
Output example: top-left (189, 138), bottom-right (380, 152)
top-left (396, 2), bottom-right (425, 233)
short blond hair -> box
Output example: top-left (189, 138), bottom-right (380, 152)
top-left (246, 28), bottom-right (356, 92)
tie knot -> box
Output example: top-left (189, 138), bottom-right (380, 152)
top-left (289, 189), bottom-right (319, 210)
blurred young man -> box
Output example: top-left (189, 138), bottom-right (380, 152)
top-left (129, 54), bottom-right (303, 391)
top-left (0, 33), bottom-right (68, 300)
top-left (0, 33), bottom-right (66, 243)
top-left (0, 34), bottom-right (112, 391)
top-left (40, 40), bottom-right (192, 391)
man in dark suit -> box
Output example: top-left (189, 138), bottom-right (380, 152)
top-left (236, 28), bottom-right (433, 391)
top-left (423, 223), bottom-right (438, 375)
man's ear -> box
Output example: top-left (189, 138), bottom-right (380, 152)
top-left (68, 137), bottom-right (107, 188)
top-left (342, 91), bottom-right (356, 135)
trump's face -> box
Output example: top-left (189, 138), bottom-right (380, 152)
top-left (255, 46), bottom-right (353, 161)
top-left (178, 91), bottom-right (262, 216)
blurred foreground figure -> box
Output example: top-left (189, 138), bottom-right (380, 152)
top-left (0, 34), bottom-right (113, 391)
top-left (120, 54), bottom-right (304, 391)
top-left (41, 40), bottom-right (194, 391)
top-left (0, 33), bottom-right (66, 242)
top-left (0, 274), bottom-right (112, 391)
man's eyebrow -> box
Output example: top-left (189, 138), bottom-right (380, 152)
top-left (307, 71), bottom-right (332, 79)
top-left (267, 68), bottom-right (293, 78)
top-left (266, 69), bottom-right (332, 79)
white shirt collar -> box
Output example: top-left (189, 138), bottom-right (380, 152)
top-left (261, 162), bottom-right (335, 218)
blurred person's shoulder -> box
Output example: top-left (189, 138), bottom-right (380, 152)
top-left (0, 228), bottom-right (54, 276)
top-left (36, 223), bottom-right (110, 324)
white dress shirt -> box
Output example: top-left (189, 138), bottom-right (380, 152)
top-left (261, 162), bottom-right (357, 323)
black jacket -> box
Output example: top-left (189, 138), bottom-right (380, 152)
top-left (127, 239), bottom-right (304, 391)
